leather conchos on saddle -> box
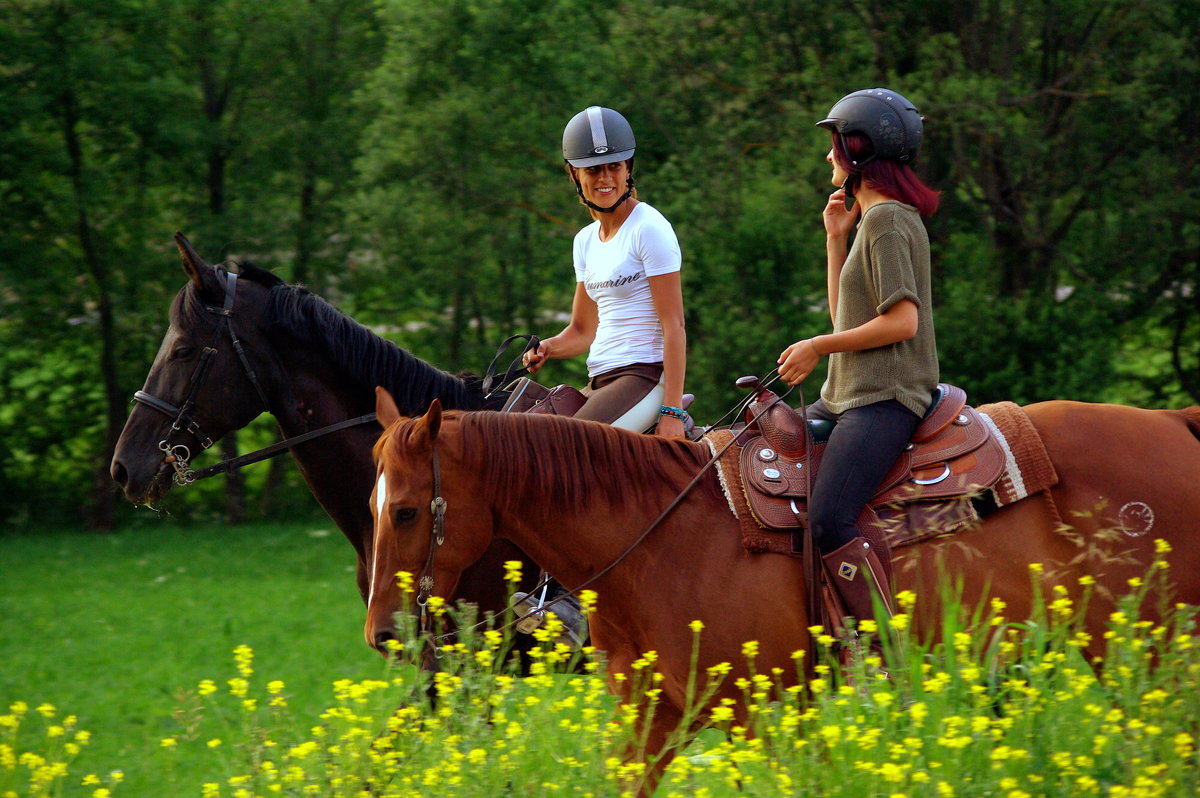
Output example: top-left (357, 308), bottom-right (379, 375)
top-left (740, 404), bottom-right (1004, 531)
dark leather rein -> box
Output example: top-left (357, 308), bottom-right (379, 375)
top-left (133, 268), bottom-right (377, 487)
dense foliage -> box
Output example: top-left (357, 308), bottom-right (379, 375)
top-left (1, 0), bottom-right (1196, 528)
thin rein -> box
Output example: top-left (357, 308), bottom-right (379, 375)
top-left (429, 371), bottom-right (810, 646)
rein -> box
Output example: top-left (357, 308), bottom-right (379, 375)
top-left (421, 372), bottom-right (802, 646)
top-left (163, 330), bottom-right (540, 487)
top-left (184, 413), bottom-right (380, 483)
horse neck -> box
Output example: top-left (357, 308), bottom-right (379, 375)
top-left (487, 477), bottom-right (673, 597)
top-left (264, 330), bottom-right (480, 550)
top-left (266, 344), bottom-right (379, 558)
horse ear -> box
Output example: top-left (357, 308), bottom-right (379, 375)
top-left (423, 398), bottom-right (443, 440)
top-left (175, 232), bottom-right (209, 287)
top-left (375, 386), bottom-right (402, 429)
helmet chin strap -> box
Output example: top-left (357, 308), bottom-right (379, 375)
top-left (841, 175), bottom-right (857, 211)
top-left (574, 174), bottom-right (636, 214)
top-left (837, 132), bottom-right (874, 211)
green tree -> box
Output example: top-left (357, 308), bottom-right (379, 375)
top-left (0, 0), bottom-right (190, 528)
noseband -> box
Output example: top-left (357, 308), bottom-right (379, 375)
top-left (133, 269), bottom-right (271, 485)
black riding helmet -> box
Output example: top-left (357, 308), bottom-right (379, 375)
top-left (562, 106), bottom-right (636, 213)
top-left (816, 88), bottom-right (924, 166)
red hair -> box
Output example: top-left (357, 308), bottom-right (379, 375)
top-left (833, 133), bottom-right (940, 216)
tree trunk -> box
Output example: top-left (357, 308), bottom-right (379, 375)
top-left (57, 61), bottom-right (119, 530)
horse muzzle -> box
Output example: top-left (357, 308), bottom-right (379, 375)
top-left (109, 451), bottom-right (175, 505)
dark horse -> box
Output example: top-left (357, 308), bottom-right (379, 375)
top-left (367, 391), bottom-right (1200, 789)
top-left (110, 233), bottom-right (535, 617)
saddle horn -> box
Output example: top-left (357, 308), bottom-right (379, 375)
top-left (736, 375), bottom-right (808, 459)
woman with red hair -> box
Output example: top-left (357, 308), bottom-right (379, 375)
top-left (777, 88), bottom-right (941, 633)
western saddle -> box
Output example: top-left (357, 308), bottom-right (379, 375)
top-left (733, 376), bottom-right (1007, 557)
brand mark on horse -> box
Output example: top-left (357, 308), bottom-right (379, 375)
top-left (1118, 501), bottom-right (1154, 538)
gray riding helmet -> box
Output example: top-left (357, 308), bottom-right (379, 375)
top-left (816, 88), bottom-right (924, 165)
top-left (562, 106), bottom-right (636, 167)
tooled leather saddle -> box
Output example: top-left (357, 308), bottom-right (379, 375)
top-left (733, 376), bottom-right (1007, 557)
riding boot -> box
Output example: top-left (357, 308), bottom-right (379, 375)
top-left (822, 536), bottom-right (894, 630)
top-left (822, 537), bottom-right (894, 673)
top-left (511, 579), bottom-right (587, 647)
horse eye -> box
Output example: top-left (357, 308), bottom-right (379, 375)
top-left (171, 345), bottom-right (195, 360)
top-left (393, 507), bottom-right (418, 525)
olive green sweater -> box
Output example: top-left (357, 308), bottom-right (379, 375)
top-left (821, 200), bottom-right (939, 417)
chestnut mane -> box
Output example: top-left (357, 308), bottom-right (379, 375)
top-left (387, 410), bottom-right (718, 512)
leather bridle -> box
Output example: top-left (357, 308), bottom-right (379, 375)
top-left (133, 269), bottom-right (277, 486)
top-left (406, 376), bottom-right (799, 646)
top-left (414, 441), bottom-right (448, 633)
top-left (132, 267), bottom-right (525, 493)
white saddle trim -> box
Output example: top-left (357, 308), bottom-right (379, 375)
top-left (610, 377), bottom-right (666, 433)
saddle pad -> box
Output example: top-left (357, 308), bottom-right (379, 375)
top-left (976, 401), bottom-right (1059, 505)
top-left (704, 401), bottom-right (1061, 557)
top-left (704, 430), bottom-right (792, 555)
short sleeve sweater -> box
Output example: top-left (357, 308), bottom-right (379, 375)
top-left (821, 200), bottom-right (939, 417)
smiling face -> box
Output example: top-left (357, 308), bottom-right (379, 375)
top-left (571, 160), bottom-right (631, 207)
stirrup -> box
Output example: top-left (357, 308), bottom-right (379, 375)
top-left (511, 590), bottom-right (547, 634)
top-left (510, 590), bottom-right (586, 646)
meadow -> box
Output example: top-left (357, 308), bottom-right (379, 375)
top-left (0, 520), bottom-right (382, 796)
top-left (2, 521), bottom-right (1198, 796)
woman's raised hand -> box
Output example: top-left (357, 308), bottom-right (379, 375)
top-left (823, 188), bottom-right (860, 239)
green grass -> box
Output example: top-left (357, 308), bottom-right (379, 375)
top-left (0, 520), bottom-right (383, 796)
top-left (4, 525), bottom-right (1199, 797)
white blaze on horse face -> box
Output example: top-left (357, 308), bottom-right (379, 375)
top-left (375, 471), bottom-right (388, 522)
top-left (368, 470), bottom-right (389, 607)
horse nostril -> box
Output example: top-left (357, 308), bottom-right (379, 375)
top-left (373, 628), bottom-right (399, 653)
top-left (111, 459), bottom-right (128, 487)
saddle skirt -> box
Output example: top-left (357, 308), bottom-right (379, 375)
top-left (705, 386), bottom-right (1059, 556)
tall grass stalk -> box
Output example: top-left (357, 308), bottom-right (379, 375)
top-left (4, 545), bottom-right (1197, 796)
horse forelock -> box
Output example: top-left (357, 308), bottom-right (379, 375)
top-left (264, 285), bottom-right (480, 412)
top-left (444, 411), bottom-right (714, 514)
top-left (173, 278), bottom-right (213, 331)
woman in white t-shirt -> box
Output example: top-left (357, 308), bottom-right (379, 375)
top-left (522, 106), bottom-right (688, 438)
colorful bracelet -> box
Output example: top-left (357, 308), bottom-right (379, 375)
top-left (659, 405), bottom-right (688, 420)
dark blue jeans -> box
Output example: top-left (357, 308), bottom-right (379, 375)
top-left (806, 398), bottom-right (921, 554)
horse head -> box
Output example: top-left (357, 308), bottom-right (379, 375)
top-left (365, 389), bottom-right (500, 654)
top-left (110, 233), bottom-right (285, 504)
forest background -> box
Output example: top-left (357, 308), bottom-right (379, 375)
top-left (1, 0), bottom-right (1196, 532)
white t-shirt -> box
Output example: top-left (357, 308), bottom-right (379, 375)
top-left (572, 202), bottom-right (682, 377)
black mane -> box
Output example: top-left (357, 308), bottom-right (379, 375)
top-left (262, 279), bottom-right (482, 414)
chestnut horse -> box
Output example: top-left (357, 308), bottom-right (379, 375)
top-left (110, 233), bottom-right (536, 616)
top-left (367, 391), bottom-right (1200, 782)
